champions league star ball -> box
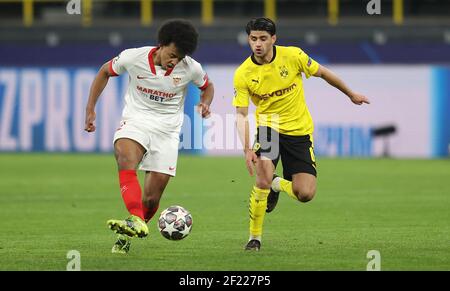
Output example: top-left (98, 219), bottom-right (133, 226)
top-left (158, 205), bottom-right (193, 240)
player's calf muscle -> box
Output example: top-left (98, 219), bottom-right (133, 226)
top-left (142, 196), bottom-right (160, 208)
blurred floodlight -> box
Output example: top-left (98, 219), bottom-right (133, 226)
top-left (305, 32), bottom-right (319, 45)
top-left (46, 32), bottom-right (59, 47)
top-left (237, 31), bottom-right (248, 46)
top-left (373, 31), bottom-right (387, 45)
top-left (109, 32), bottom-right (122, 47)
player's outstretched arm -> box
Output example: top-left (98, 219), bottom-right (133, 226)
top-left (84, 62), bottom-right (116, 132)
top-left (314, 65), bottom-right (370, 105)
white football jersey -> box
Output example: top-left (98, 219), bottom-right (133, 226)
top-left (109, 46), bottom-right (209, 134)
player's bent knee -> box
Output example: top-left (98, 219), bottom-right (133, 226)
top-left (293, 188), bottom-right (316, 203)
top-left (115, 155), bottom-right (138, 170)
top-left (255, 180), bottom-right (272, 190)
top-left (114, 148), bottom-right (140, 169)
top-left (299, 192), bottom-right (315, 202)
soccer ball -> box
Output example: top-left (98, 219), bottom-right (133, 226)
top-left (158, 205), bottom-right (193, 240)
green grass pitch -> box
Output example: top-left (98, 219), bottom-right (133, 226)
top-left (0, 153), bottom-right (449, 270)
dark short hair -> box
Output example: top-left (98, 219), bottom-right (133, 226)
top-left (158, 19), bottom-right (199, 56)
top-left (245, 17), bottom-right (276, 36)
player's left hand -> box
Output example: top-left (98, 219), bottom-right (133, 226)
top-left (197, 103), bottom-right (211, 118)
top-left (349, 92), bottom-right (370, 105)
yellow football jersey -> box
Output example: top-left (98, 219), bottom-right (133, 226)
top-left (233, 45), bottom-right (319, 136)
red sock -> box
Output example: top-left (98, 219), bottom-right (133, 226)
top-left (143, 203), bottom-right (159, 223)
top-left (119, 170), bottom-right (144, 220)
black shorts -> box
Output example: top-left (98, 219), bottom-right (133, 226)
top-left (253, 126), bottom-right (317, 180)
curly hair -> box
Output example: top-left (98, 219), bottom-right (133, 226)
top-left (157, 19), bottom-right (199, 56)
top-left (245, 17), bottom-right (276, 36)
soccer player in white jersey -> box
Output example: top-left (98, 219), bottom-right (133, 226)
top-left (84, 19), bottom-right (214, 254)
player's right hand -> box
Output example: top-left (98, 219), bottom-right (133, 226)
top-left (244, 149), bottom-right (258, 176)
top-left (196, 102), bottom-right (211, 119)
top-left (84, 110), bottom-right (96, 132)
top-left (349, 92), bottom-right (370, 105)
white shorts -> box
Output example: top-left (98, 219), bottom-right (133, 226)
top-left (113, 119), bottom-right (179, 176)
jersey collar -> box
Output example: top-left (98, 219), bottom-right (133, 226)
top-left (148, 46), bottom-right (176, 76)
top-left (251, 46), bottom-right (277, 65)
top-left (148, 47), bottom-right (158, 75)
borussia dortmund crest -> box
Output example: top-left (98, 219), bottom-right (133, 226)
top-left (279, 66), bottom-right (288, 78)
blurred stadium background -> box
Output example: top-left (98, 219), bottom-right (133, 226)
top-left (0, 0), bottom-right (449, 271)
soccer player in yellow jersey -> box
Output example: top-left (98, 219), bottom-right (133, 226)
top-left (233, 18), bottom-right (370, 251)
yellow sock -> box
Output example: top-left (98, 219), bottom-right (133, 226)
top-left (248, 186), bottom-right (270, 239)
top-left (279, 178), bottom-right (299, 201)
